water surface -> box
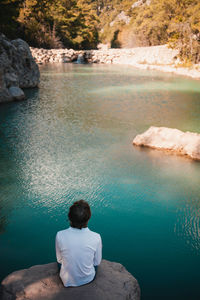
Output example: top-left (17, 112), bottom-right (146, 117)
top-left (0, 64), bottom-right (200, 299)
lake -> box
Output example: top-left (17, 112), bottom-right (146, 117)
top-left (0, 63), bottom-right (200, 299)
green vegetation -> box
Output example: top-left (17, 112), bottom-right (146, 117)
top-left (0, 0), bottom-right (200, 62)
top-left (0, 0), bottom-right (99, 49)
top-left (98, 0), bottom-right (200, 63)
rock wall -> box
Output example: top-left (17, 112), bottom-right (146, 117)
top-left (0, 34), bottom-right (40, 103)
top-left (31, 45), bottom-right (178, 65)
top-left (133, 126), bottom-right (200, 161)
top-left (0, 260), bottom-right (141, 300)
top-left (31, 45), bottom-right (200, 79)
top-left (30, 47), bottom-right (78, 64)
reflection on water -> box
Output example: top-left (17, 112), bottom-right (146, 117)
top-left (137, 147), bottom-right (200, 253)
top-left (175, 203), bottom-right (200, 252)
top-left (0, 64), bottom-right (200, 300)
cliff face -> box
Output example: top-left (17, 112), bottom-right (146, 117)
top-left (0, 260), bottom-right (141, 300)
top-left (0, 34), bottom-right (40, 103)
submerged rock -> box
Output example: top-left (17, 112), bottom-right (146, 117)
top-left (8, 86), bottom-right (25, 101)
top-left (133, 126), bottom-right (200, 160)
top-left (0, 34), bottom-right (40, 103)
top-left (0, 260), bottom-right (140, 300)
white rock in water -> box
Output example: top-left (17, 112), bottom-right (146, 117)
top-left (133, 126), bottom-right (200, 160)
top-left (0, 260), bottom-right (141, 300)
top-left (8, 86), bottom-right (25, 101)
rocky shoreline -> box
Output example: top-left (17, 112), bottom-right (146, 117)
top-left (31, 45), bottom-right (200, 79)
top-left (0, 260), bottom-right (141, 300)
top-left (0, 34), bottom-right (40, 103)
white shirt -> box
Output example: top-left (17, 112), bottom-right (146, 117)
top-left (55, 227), bottom-right (102, 287)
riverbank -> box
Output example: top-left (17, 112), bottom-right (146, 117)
top-left (30, 45), bottom-right (200, 79)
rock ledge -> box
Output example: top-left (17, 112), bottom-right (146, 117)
top-left (0, 34), bottom-right (40, 103)
top-left (0, 260), bottom-right (140, 300)
top-left (133, 126), bottom-right (200, 160)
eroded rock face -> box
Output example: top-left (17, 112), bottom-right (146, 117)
top-left (133, 126), bottom-right (200, 160)
top-left (0, 34), bottom-right (40, 103)
top-left (0, 260), bottom-right (140, 300)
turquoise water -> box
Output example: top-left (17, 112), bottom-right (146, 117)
top-left (0, 64), bottom-right (200, 299)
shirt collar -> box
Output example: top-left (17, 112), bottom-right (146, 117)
top-left (69, 226), bottom-right (89, 231)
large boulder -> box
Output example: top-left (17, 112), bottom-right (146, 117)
top-left (0, 260), bottom-right (140, 300)
top-left (0, 34), bottom-right (40, 103)
top-left (133, 126), bottom-right (200, 160)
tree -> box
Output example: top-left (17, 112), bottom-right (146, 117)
top-left (0, 0), bottom-right (22, 38)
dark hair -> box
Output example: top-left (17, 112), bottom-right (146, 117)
top-left (68, 200), bottom-right (91, 229)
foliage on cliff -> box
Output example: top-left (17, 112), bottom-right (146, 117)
top-left (0, 0), bottom-right (200, 62)
top-left (99, 0), bottom-right (200, 63)
top-left (0, 0), bottom-right (99, 49)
